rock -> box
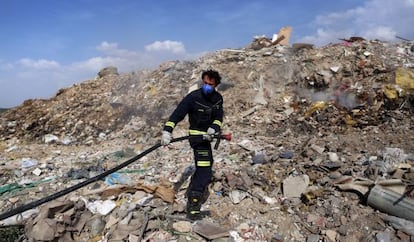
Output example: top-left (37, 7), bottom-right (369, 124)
top-left (252, 152), bottom-right (266, 164)
top-left (328, 152), bottom-right (339, 162)
top-left (212, 182), bottom-right (223, 192)
top-left (43, 134), bottom-right (59, 143)
top-left (325, 230), bottom-right (338, 242)
top-left (310, 144), bottom-right (325, 154)
top-left (88, 216), bottom-right (105, 237)
top-left (98, 66), bottom-right (118, 78)
top-left (237, 139), bottom-right (257, 151)
top-left (306, 234), bottom-right (320, 242)
top-left (229, 190), bottom-right (248, 204)
top-left (271, 233), bottom-right (284, 242)
top-left (236, 222), bottom-right (250, 233)
top-left (172, 221), bottom-right (192, 233)
top-left (193, 221), bottom-right (229, 240)
top-left (28, 219), bottom-right (56, 241)
top-left (375, 231), bottom-right (391, 242)
top-left (282, 175), bottom-right (310, 198)
top-left (329, 171), bottom-right (342, 179)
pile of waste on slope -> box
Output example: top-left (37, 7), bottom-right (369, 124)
top-left (0, 37), bottom-right (414, 241)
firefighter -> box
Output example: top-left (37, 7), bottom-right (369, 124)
top-left (161, 69), bottom-right (223, 220)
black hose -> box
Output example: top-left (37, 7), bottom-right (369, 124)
top-left (0, 136), bottom-right (190, 221)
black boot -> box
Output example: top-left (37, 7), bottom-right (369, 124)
top-left (186, 191), bottom-right (203, 220)
top-left (186, 186), bottom-right (210, 204)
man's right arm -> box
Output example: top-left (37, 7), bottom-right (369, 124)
top-left (161, 95), bottom-right (191, 145)
top-left (163, 94), bottom-right (192, 133)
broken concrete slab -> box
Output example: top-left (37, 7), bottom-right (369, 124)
top-left (283, 175), bottom-right (310, 198)
top-left (193, 221), bottom-right (229, 240)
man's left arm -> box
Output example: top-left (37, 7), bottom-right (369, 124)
top-left (209, 96), bottom-right (223, 134)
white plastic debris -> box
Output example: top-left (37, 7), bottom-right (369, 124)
top-left (0, 208), bottom-right (39, 226)
top-left (363, 51), bottom-right (372, 56)
top-left (229, 190), bottom-right (248, 204)
top-left (328, 152), bottom-right (339, 162)
top-left (21, 159), bottom-right (38, 168)
top-left (271, 34), bottom-right (278, 42)
top-left (85, 199), bottom-right (117, 215)
top-left (60, 136), bottom-right (72, 145)
top-left (32, 168), bottom-right (42, 176)
top-left (263, 195), bottom-right (277, 205)
top-left (330, 66), bottom-right (340, 73)
top-left (229, 231), bottom-right (244, 242)
top-left (383, 147), bottom-right (408, 167)
top-left (43, 134), bottom-right (59, 143)
top-left (5, 145), bottom-right (18, 152)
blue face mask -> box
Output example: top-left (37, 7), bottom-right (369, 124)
top-left (202, 84), bottom-right (213, 95)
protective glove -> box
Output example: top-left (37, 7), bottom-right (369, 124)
top-left (203, 134), bottom-right (213, 142)
top-left (161, 131), bottom-right (172, 146)
top-left (207, 127), bottom-right (216, 135)
top-left (203, 127), bottom-right (216, 142)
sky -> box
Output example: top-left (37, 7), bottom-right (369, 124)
top-left (1, 0), bottom-right (413, 108)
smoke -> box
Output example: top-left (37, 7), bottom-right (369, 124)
top-left (335, 91), bottom-right (359, 109)
top-left (295, 84), bottom-right (360, 110)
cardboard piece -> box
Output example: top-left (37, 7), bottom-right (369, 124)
top-left (193, 221), bottom-right (229, 240)
top-left (277, 26), bottom-right (292, 46)
top-left (99, 183), bottom-right (175, 203)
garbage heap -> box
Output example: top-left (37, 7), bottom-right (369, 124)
top-left (0, 38), bottom-right (414, 241)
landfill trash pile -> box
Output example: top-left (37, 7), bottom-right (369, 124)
top-left (0, 37), bottom-right (414, 241)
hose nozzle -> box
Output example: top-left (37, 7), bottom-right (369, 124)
top-left (221, 133), bottom-right (232, 141)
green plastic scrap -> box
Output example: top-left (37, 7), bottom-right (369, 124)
top-left (0, 176), bottom-right (56, 197)
top-left (0, 183), bottom-right (21, 195)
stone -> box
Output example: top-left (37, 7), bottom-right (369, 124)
top-left (375, 231), bottom-right (391, 242)
top-left (172, 221), bottom-right (192, 233)
top-left (306, 234), bottom-right (320, 242)
top-left (282, 175), bottom-right (310, 198)
top-left (328, 152), bottom-right (339, 162)
top-left (236, 223), bottom-right (250, 233)
top-left (98, 66), bottom-right (118, 78)
top-left (28, 219), bottom-right (56, 241)
top-left (193, 221), bottom-right (229, 240)
top-left (325, 230), bottom-right (337, 242)
top-left (310, 144), bottom-right (325, 154)
top-left (43, 134), bottom-right (59, 143)
top-left (229, 190), bottom-right (248, 204)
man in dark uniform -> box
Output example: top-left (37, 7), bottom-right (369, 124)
top-left (161, 69), bottom-right (223, 220)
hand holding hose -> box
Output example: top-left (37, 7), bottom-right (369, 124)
top-left (161, 131), bottom-right (172, 146)
top-left (203, 127), bottom-right (216, 142)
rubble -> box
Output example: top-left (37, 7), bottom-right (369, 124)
top-left (98, 66), bottom-right (119, 78)
top-left (1, 37), bottom-right (414, 241)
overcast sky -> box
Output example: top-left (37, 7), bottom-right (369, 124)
top-left (1, 0), bottom-right (413, 108)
